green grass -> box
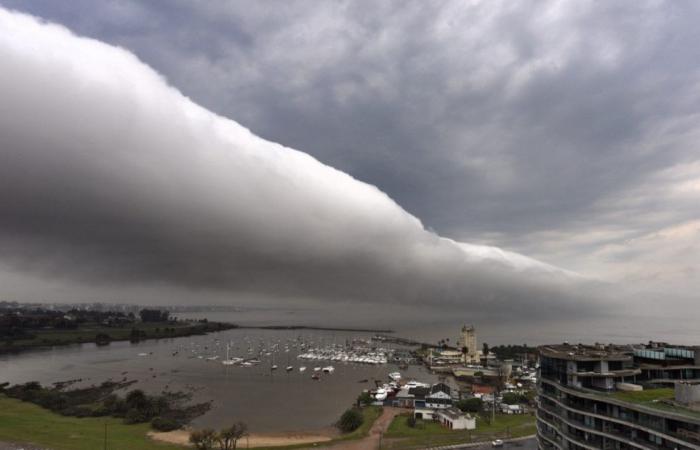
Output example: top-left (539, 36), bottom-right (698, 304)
top-left (0, 396), bottom-right (385, 450)
top-left (384, 413), bottom-right (535, 449)
top-left (0, 395), bottom-right (185, 450)
top-left (611, 388), bottom-right (674, 403)
top-left (609, 388), bottom-right (700, 419)
top-left (334, 406), bottom-right (383, 442)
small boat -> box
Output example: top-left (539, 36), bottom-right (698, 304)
top-left (222, 344), bottom-right (237, 365)
top-left (313, 367), bottom-right (322, 372)
top-left (286, 366), bottom-right (293, 371)
top-left (271, 364), bottom-right (278, 370)
top-left (322, 366), bottom-right (335, 373)
top-left (375, 388), bottom-right (388, 401)
top-left (388, 372), bottom-right (401, 381)
top-left (299, 366), bottom-right (307, 372)
top-left (312, 373), bottom-right (321, 380)
top-left (137, 353), bottom-right (149, 357)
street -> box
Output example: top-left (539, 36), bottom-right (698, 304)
top-left (448, 437), bottom-right (537, 450)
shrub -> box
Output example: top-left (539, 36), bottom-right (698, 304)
top-left (456, 397), bottom-right (483, 413)
top-left (337, 408), bottom-right (363, 433)
top-left (151, 416), bottom-right (181, 431)
top-left (406, 415), bottom-right (417, 428)
top-left (124, 407), bottom-right (149, 424)
top-left (356, 391), bottom-right (373, 407)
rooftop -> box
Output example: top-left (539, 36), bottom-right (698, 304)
top-left (539, 343), bottom-right (633, 362)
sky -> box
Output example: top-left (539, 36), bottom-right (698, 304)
top-left (0, 1), bottom-right (698, 327)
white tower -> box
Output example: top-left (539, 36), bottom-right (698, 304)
top-left (460, 324), bottom-right (477, 364)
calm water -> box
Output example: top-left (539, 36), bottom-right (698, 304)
top-left (0, 327), bottom-right (441, 432)
top-left (2, 309), bottom-right (697, 432)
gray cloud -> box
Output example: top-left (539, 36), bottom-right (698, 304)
top-left (0, 7), bottom-right (605, 319)
top-left (7, 1), bottom-right (697, 291)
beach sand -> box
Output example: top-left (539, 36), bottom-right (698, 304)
top-left (149, 428), bottom-right (337, 448)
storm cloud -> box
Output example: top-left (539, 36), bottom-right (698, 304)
top-left (0, 7), bottom-right (602, 318)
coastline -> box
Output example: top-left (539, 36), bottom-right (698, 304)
top-left (0, 321), bottom-right (236, 355)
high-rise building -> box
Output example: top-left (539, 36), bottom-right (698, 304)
top-left (537, 343), bottom-right (700, 449)
top-left (460, 324), bottom-right (478, 364)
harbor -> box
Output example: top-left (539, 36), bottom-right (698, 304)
top-left (0, 327), bottom-right (439, 432)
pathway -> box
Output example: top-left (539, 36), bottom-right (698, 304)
top-left (322, 407), bottom-right (404, 450)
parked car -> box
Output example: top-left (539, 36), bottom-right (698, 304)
top-left (492, 439), bottom-right (504, 447)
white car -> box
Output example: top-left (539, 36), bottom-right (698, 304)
top-left (492, 439), bottom-right (504, 447)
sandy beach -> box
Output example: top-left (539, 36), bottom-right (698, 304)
top-left (149, 428), bottom-right (337, 448)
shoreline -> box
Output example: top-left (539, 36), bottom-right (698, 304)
top-left (149, 427), bottom-right (337, 448)
top-left (238, 325), bottom-right (394, 333)
top-left (0, 321), bottom-right (236, 355)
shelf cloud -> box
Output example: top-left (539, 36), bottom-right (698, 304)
top-left (0, 7), bottom-right (602, 318)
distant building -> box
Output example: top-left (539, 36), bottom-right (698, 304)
top-left (437, 407), bottom-right (476, 430)
top-left (460, 324), bottom-right (478, 364)
top-left (537, 343), bottom-right (700, 449)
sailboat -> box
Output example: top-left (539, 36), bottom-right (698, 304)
top-left (222, 343), bottom-right (236, 366)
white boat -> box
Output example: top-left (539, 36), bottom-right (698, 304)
top-left (286, 366), bottom-right (293, 371)
top-left (299, 366), bottom-right (307, 372)
top-left (222, 344), bottom-right (238, 365)
top-left (137, 352), bottom-right (149, 357)
top-left (374, 388), bottom-right (388, 401)
top-left (322, 366), bottom-right (335, 373)
top-left (314, 367), bottom-right (322, 372)
top-left (271, 364), bottom-right (278, 370)
top-left (388, 372), bottom-right (402, 381)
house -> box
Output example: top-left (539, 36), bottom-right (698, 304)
top-left (472, 383), bottom-right (496, 395)
top-left (392, 387), bottom-right (416, 408)
top-left (500, 403), bottom-right (523, 414)
top-left (437, 407), bottom-right (476, 430)
top-left (425, 383), bottom-right (452, 409)
top-left (414, 406), bottom-right (438, 420)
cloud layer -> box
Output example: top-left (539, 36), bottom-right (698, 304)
top-left (0, 7), bottom-right (597, 318)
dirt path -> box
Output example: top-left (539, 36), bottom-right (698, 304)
top-left (322, 407), bottom-right (404, 450)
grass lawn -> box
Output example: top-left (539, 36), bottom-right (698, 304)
top-left (335, 406), bottom-right (383, 441)
top-left (0, 395), bottom-right (385, 450)
top-left (611, 388), bottom-right (674, 403)
top-left (610, 388), bottom-right (700, 419)
top-left (0, 395), bottom-right (185, 450)
top-left (384, 412), bottom-right (535, 449)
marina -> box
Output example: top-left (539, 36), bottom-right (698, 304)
top-left (0, 327), bottom-right (439, 432)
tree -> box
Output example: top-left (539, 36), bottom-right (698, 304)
top-left (190, 429), bottom-right (217, 450)
top-left (501, 392), bottom-right (521, 405)
top-left (95, 332), bottom-right (111, 345)
top-left (139, 309), bottom-right (169, 323)
top-left (356, 391), bottom-right (373, 407)
top-left (218, 422), bottom-right (248, 450)
top-left (406, 415), bottom-right (417, 428)
top-left (337, 408), bottom-right (363, 433)
top-left (456, 397), bottom-right (483, 413)
top-left (483, 342), bottom-right (489, 356)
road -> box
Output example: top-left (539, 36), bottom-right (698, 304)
top-left (446, 437), bottom-right (537, 449)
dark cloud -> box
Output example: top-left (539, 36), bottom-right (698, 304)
top-left (0, 7), bottom-right (608, 320)
top-left (1, 1), bottom-right (698, 317)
